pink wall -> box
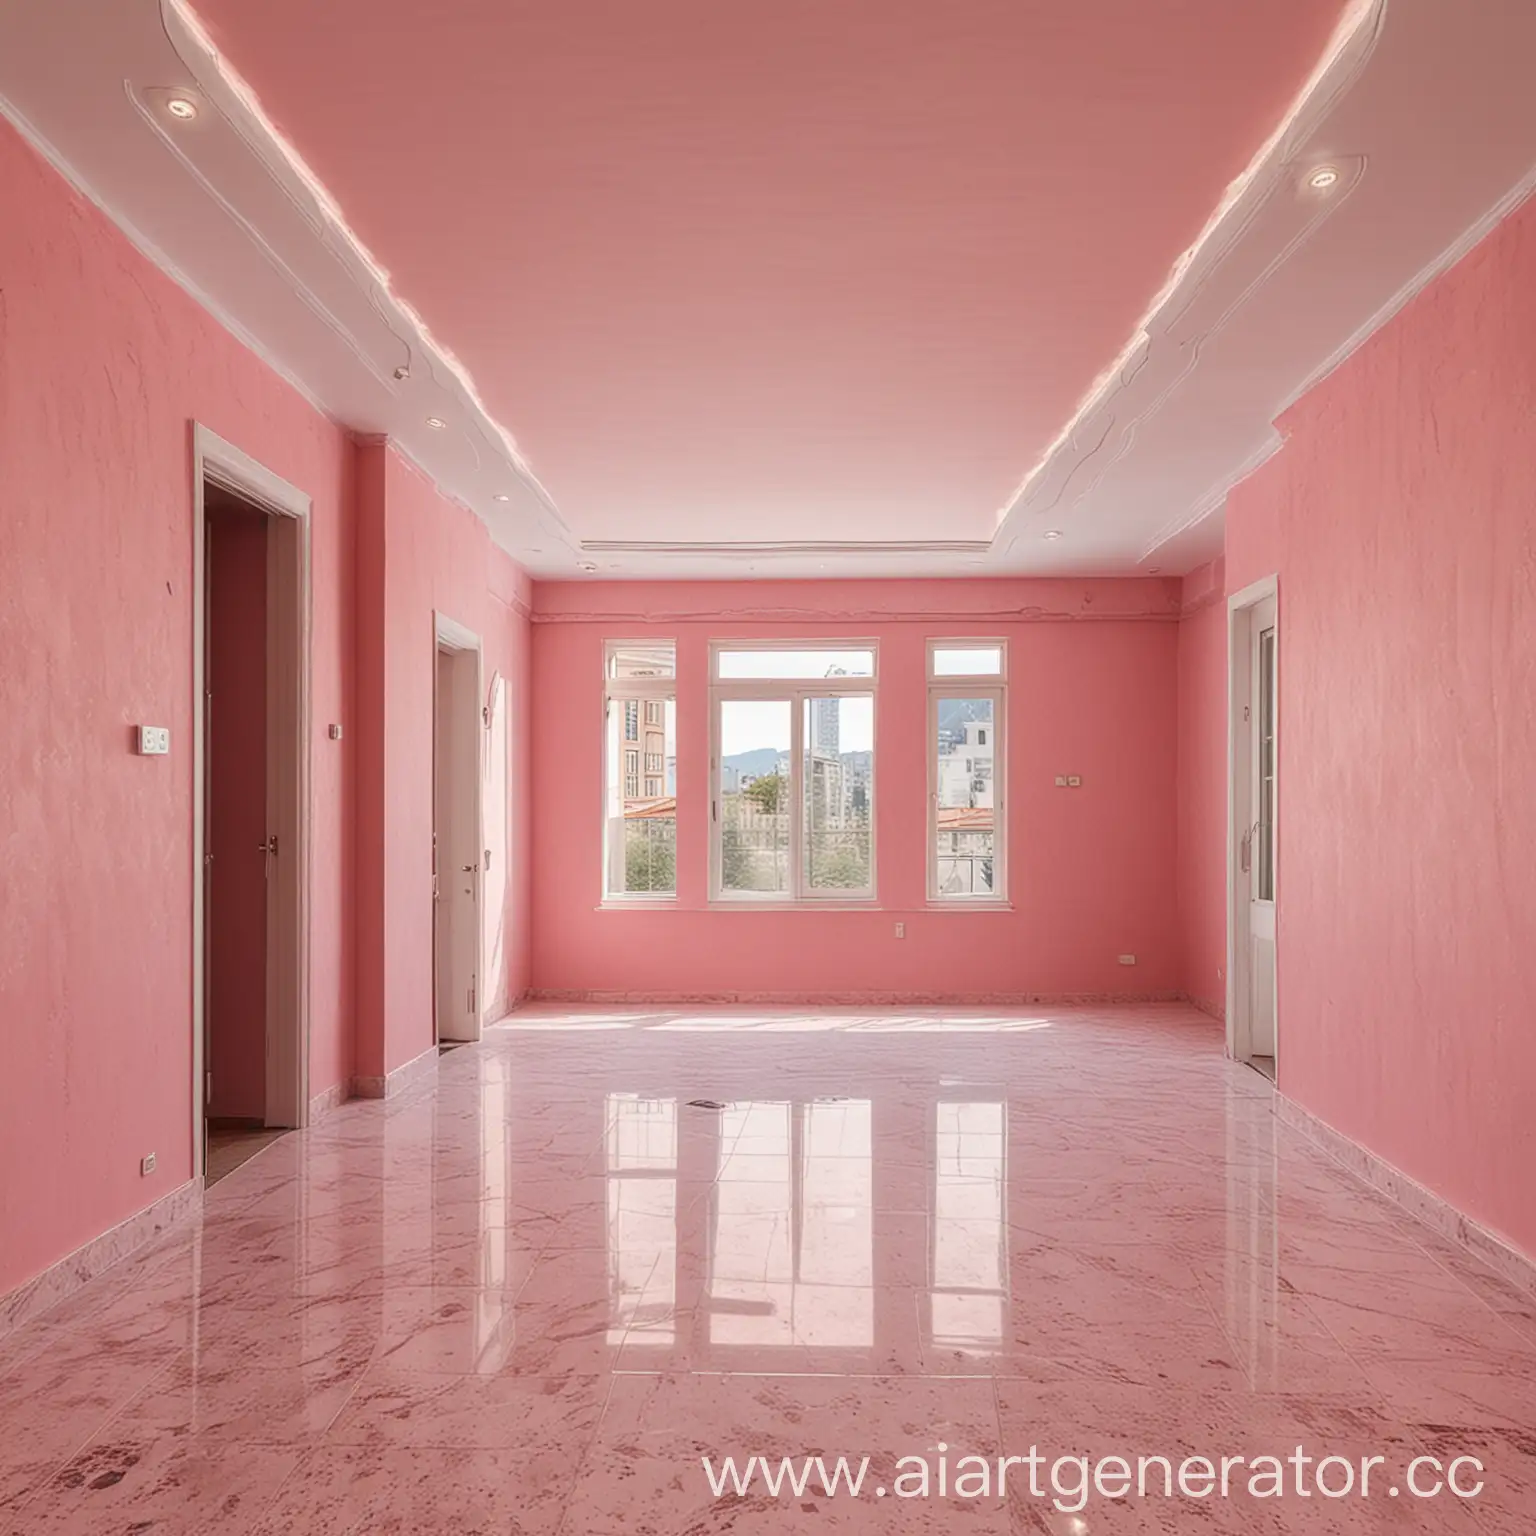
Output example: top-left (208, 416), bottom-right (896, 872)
top-left (1175, 557), bottom-right (1228, 1017)
top-left (0, 120), bottom-right (533, 1301)
top-left (354, 446), bottom-right (533, 1078)
top-left (206, 502), bottom-right (269, 1120)
top-left (0, 119), bottom-right (356, 1296)
top-left (531, 578), bottom-right (1183, 1000)
top-left (1215, 198), bottom-right (1536, 1258)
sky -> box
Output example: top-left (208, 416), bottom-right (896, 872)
top-left (717, 649), bottom-right (875, 757)
top-left (721, 695), bottom-right (873, 757)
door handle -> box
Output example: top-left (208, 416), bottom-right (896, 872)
top-left (1239, 826), bottom-right (1252, 874)
top-left (257, 835), bottom-right (278, 856)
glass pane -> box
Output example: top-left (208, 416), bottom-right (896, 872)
top-left (1257, 627), bottom-right (1275, 902)
top-left (802, 696), bottom-right (872, 892)
top-left (607, 641), bottom-right (676, 680)
top-left (932, 645), bottom-right (1003, 677)
top-left (797, 1100), bottom-right (873, 1347)
top-left (931, 1102), bottom-right (1005, 1352)
top-left (719, 699), bottom-right (791, 894)
top-left (606, 1095), bottom-right (677, 1344)
top-left (716, 647), bottom-right (875, 680)
top-left (934, 697), bottom-right (996, 897)
top-left (710, 1101), bottom-right (873, 1349)
top-left (605, 695), bottom-right (675, 895)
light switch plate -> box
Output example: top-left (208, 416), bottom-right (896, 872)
top-left (136, 726), bottom-right (170, 755)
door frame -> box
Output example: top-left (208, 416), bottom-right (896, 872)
top-left (192, 424), bottom-right (313, 1175)
top-left (433, 613), bottom-right (485, 1043)
top-left (1225, 574), bottom-right (1278, 1067)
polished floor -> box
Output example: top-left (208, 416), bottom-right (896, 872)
top-left (2, 1003), bottom-right (1533, 1533)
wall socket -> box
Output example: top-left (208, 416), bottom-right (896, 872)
top-left (1118, 954), bottom-right (1137, 966)
top-left (893, 921), bottom-right (905, 939)
top-left (140, 1152), bottom-right (157, 1176)
top-left (136, 725), bottom-right (170, 756)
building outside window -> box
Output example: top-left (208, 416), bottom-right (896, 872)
top-left (928, 642), bottom-right (1006, 901)
top-left (710, 644), bottom-right (876, 901)
top-left (605, 642), bottom-right (677, 898)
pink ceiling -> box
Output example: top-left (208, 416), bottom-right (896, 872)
top-left (191, 0), bottom-right (1346, 546)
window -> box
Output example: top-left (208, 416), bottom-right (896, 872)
top-left (928, 641), bottom-right (1005, 901)
top-left (711, 645), bottom-right (875, 901)
top-left (931, 644), bottom-right (1003, 678)
top-left (605, 641), bottom-right (676, 898)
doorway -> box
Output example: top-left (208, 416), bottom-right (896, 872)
top-left (193, 426), bottom-right (311, 1184)
top-left (1227, 578), bottom-right (1278, 1079)
top-left (434, 616), bottom-right (484, 1047)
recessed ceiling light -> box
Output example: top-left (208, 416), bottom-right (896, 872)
top-left (1043, 529), bottom-right (1063, 540)
top-left (493, 493), bottom-right (510, 503)
top-left (165, 95), bottom-right (199, 121)
top-left (425, 416), bottom-right (446, 430)
top-left (577, 560), bottom-right (598, 572)
top-left (1307, 165), bottom-right (1340, 191)
top-left (1148, 565), bottom-right (1162, 574)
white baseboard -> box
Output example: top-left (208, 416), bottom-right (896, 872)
top-left (350, 1043), bottom-right (439, 1101)
top-left (1275, 1095), bottom-right (1536, 1298)
top-left (0, 1178), bottom-right (203, 1342)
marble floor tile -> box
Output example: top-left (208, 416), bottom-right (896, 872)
top-left (4, 1002), bottom-right (1534, 1534)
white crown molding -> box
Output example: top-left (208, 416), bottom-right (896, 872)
top-left (0, 92), bottom-right (334, 425)
top-left (995, 0), bottom-right (1389, 533)
top-left (5, 0), bottom-right (1536, 578)
top-left (580, 540), bottom-right (993, 558)
top-left (1138, 433), bottom-right (1284, 565)
top-left (1276, 158), bottom-right (1536, 415)
top-left (990, 0), bottom-right (1536, 575)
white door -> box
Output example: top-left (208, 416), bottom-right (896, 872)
top-left (481, 675), bottom-right (509, 1018)
top-left (1246, 596), bottom-right (1277, 1057)
top-left (434, 642), bottom-right (483, 1044)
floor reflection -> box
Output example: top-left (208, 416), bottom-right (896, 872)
top-left (931, 1100), bottom-right (1007, 1353)
top-left (9, 1003), bottom-right (1535, 1536)
top-left (709, 1099), bottom-right (874, 1349)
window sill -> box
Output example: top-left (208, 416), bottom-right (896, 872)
top-left (924, 899), bottom-right (1014, 912)
top-left (595, 900), bottom-right (1015, 914)
top-left (705, 900), bottom-right (881, 912)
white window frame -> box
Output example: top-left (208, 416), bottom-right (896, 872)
top-left (709, 640), bottom-right (878, 904)
top-left (603, 640), bottom-right (677, 903)
top-left (927, 640), bottom-right (1007, 904)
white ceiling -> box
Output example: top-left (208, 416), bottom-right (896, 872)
top-left (2, 0), bottom-right (1534, 579)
